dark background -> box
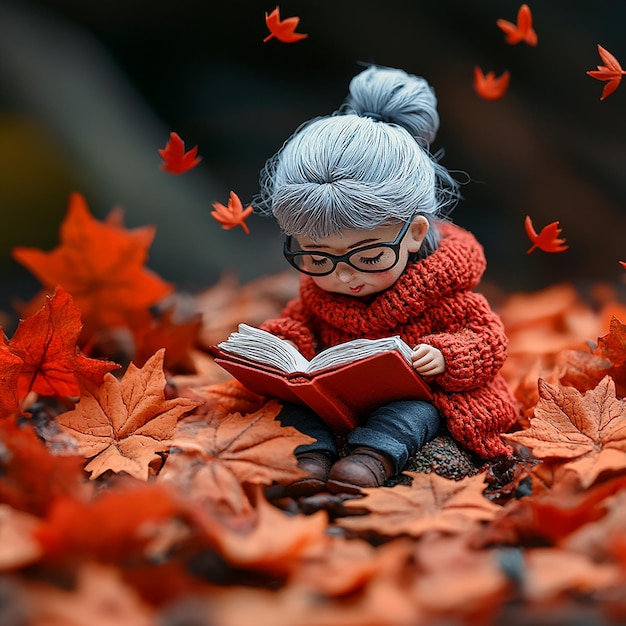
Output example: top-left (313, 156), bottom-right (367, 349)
top-left (0, 0), bottom-right (624, 312)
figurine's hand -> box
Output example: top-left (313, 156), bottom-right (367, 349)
top-left (411, 344), bottom-right (446, 376)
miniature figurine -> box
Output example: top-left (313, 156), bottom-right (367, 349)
top-left (254, 65), bottom-right (518, 495)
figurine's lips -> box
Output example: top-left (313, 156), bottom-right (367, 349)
top-left (350, 285), bottom-right (364, 294)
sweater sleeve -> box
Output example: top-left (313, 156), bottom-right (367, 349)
top-left (258, 297), bottom-right (317, 360)
top-left (420, 292), bottom-right (509, 391)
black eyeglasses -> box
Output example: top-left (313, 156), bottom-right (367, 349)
top-left (283, 219), bottom-right (413, 276)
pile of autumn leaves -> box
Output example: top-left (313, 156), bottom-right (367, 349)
top-left (3, 194), bottom-right (626, 625)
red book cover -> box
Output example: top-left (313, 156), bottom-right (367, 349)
top-left (209, 346), bottom-right (432, 435)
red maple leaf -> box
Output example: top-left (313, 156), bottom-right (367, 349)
top-left (587, 44), bottom-right (626, 100)
top-left (158, 132), bottom-right (202, 174)
top-left (211, 191), bottom-right (254, 234)
top-left (496, 4), bottom-right (537, 46)
top-left (12, 192), bottom-right (173, 340)
top-left (473, 67), bottom-right (510, 100)
top-left (0, 334), bottom-right (23, 416)
top-left (8, 287), bottom-right (119, 400)
top-left (263, 6), bottom-right (308, 43)
top-left (0, 416), bottom-right (88, 517)
top-left (524, 215), bottom-right (568, 254)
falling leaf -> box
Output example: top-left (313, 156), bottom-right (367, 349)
top-left (160, 401), bottom-right (312, 516)
top-left (55, 349), bottom-right (200, 480)
top-left (473, 67), bottom-right (510, 100)
top-left (496, 4), bottom-right (537, 46)
top-left (263, 6), bottom-right (308, 43)
top-left (587, 44), bottom-right (626, 100)
top-left (8, 287), bottom-right (119, 400)
top-left (504, 376), bottom-right (626, 488)
top-left (338, 472), bottom-right (500, 538)
top-left (158, 132), bottom-right (202, 174)
top-left (211, 191), bottom-right (254, 234)
top-left (524, 215), bottom-right (568, 254)
top-left (12, 193), bottom-right (173, 340)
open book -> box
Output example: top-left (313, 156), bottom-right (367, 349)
top-left (210, 324), bottom-right (432, 434)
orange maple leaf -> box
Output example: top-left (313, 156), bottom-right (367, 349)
top-left (211, 190), bottom-right (254, 234)
top-left (473, 67), bottom-right (510, 100)
top-left (158, 132), bottom-right (202, 174)
top-left (587, 44), bottom-right (626, 100)
top-left (22, 561), bottom-right (157, 624)
top-left (496, 4), bottom-right (537, 46)
top-left (160, 401), bottom-right (313, 516)
top-left (8, 287), bottom-right (119, 400)
top-left (195, 484), bottom-right (328, 577)
top-left (12, 193), bottom-right (173, 339)
top-left (524, 215), bottom-right (568, 253)
top-left (504, 376), bottom-right (626, 488)
top-left (263, 6), bottom-right (308, 43)
top-left (338, 472), bottom-right (500, 538)
top-left (55, 349), bottom-right (200, 480)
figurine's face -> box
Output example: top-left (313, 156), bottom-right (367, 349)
top-left (294, 217), bottom-right (428, 298)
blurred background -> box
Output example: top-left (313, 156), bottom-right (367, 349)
top-left (0, 0), bottom-right (624, 314)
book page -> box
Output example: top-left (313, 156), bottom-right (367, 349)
top-left (217, 324), bottom-right (311, 373)
top-left (307, 336), bottom-right (413, 372)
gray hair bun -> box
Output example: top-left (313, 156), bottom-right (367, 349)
top-left (343, 65), bottom-right (440, 147)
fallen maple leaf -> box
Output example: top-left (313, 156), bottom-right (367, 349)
top-left (160, 401), bottom-right (313, 516)
top-left (587, 44), bottom-right (626, 100)
top-left (211, 191), bottom-right (254, 234)
top-left (0, 416), bottom-right (88, 517)
top-left (131, 306), bottom-right (202, 373)
top-left (21, 561), bottom-right (156, 626)
top-left (34, 481), bottom-right (184, 564)
top-left (0, 334), bottom-right (23, 416)
top-left (524, 215), bottom-right (568, 254)
top-left (55, 349), bottom-right (200, 480)
top-left (496, 4), bottom-right (537, 46)
top-left (158, 132), bottom-right (202, 174)
top-left (8, 287), bottom-right (119, 401)
top-left (473, 67), bottom-right (510, 100)
top-left (338, 472), bottom-right (500, 538)
top-left (195, 484), bottom-right (328, 577)
top-left (586, 315), bottom-right (626, 398)
top-left (504, 376), bottom-right (626, 488)
top-left (0, 505), bottom-right (43, 570)
top-left (12, 193), bottom-right (173, 340)
top-left (263, 6), bottom-right (308, 43)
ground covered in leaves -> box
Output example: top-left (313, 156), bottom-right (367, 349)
top-left (2, 197), bottom-right (626, 625)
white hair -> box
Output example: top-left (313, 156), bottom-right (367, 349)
top-left (256, 66), bottom-right (460, 253)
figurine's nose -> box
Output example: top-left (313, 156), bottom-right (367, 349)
top-left (335, 263), bottom-right (356, 283)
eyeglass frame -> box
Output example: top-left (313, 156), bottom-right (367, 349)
top-left (283, 217), bottom-right (415, 277)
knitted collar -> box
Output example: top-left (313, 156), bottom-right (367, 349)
top-left (299, 221), bottom-right (487, 334)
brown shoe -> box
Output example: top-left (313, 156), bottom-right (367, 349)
top-left (327, 446), bottom-right (396, 494)
top-left (284, 451), bottom-right (332, 497)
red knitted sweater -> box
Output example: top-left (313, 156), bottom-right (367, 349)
top-left (261, 221), bottom-right (518, 459)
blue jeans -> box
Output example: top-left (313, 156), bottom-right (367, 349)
top-left (277, 400), bottom-right (440, 473)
